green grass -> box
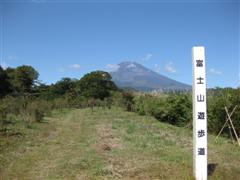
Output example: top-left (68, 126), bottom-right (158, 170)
top-left (1, 107), bottom-right (240, 179)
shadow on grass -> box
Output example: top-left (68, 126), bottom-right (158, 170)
top-left (208, 163), bottom-right (218, 176)
top-left (0, 128), bottom-right (25, 137)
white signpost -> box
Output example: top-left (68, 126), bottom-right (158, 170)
top-left (192, 47), bottom-right (207, 180)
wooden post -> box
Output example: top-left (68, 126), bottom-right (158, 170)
top-left (225, 107), bottom-right (240, 146)
top-left (192, 47), bottom-right (207, 180)
top-left (215, 105), bottom-right (237, 142)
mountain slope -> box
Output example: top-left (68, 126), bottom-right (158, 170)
top-left (110, 61), bottom-right (191, 91)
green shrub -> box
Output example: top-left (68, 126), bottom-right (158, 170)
top-left (164, 94), bottom-right (192, 127)
top-left (121, 91), bottom-right (135, 111)
top-left (52, 97), bottom-right (70, 109)
top-left (207, 88), bottom-right (240, 136)
top-left (133, 96), bottom-right (146, 115)
top-left (26, 102), bottom-right (45, 123)
top-left (1, 96), bottom-right (25, 115)
top-left (132, 93), bottom-right (191, 127)
top-left (111, 92), bottom-right (123, 107)
top-left (0, 103), bottom-right (7, 131)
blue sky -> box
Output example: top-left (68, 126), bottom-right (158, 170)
top-left (0, 0), bottom-right (239, 88)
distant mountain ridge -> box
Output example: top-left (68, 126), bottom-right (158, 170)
top-left (110, 61), bottom-right (191, 92)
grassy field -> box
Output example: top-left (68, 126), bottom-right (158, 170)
top-left (1, 107), bottom-right (240, 179)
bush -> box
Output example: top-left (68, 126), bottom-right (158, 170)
top-left (164, 94), bottom-right (192, 127)
top-left (1, 96), bottom-right (25, 115)
top-left (52, 97), bottom-right (70, 109)
top-left (26, 101), bottom-right (45, 123)
top-left (207, 88), bottom-right (240, 136)
top-left (132, 93), bottom-right (191, 127)
top-left (133, 95), bottom-right (146, 115)
top-left (0, 96), bottom-right (54, 128)
top-left (0, 103), bottom-right (7, 131)
top-left (121, 91), bottom-right (135, 111)
top-left (131, 88), bottom-right (239, 137)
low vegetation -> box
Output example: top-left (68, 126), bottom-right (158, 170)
top-left (1, 107), bottom-right (240, 179)
top-left (121, 89), bottom-right (240, 137)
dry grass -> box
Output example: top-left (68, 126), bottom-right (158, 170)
top-left (0, 107), bottom-right (240, 179)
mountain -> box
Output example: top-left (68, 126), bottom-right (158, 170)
top-left (110, 61), bottom-right (191, 92)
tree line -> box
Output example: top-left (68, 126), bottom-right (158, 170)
top-left (0, 65), bottom-right (117, 99)
top-left (0, 65), bottom-right (118, 134)
top-left (0, 65), bottom-right (239, 140)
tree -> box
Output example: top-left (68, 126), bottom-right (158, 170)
top-left (77, 71), bottom-right (117, 100)
top-left (4, 67), bottom-right (15, 91)
top-left (51, 78), bottom-right (77, 96)
top-left (9, 65), bottom-right (39, 93)
top-left (0, 66), bottom-right (12, 97)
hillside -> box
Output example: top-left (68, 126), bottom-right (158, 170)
top-left (110, 62), bottom-right (191, 91)
top-left (1, 107), bottom-right (240, 179)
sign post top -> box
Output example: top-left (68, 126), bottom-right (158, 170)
top-left (192, 46), bottom-right (205, 54)
top-left (192, 46), bottom-right (205, 49)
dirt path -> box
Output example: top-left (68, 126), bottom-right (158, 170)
top-left (95, 124), bottom-right (122, 153)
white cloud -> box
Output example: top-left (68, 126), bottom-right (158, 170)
top-left (120, 53), bottom-right (152, 64)
top-left (165, 62), bottom-right (176, 73)
top-left (58, 64), bottom-right (81, 73)
top-left (0, 61), bottom-right (8, 70)
top-left (209, 68), bottom-right (222, 75)
top-left (142, 53), bottom-right (153, 62)
top-left (7, 55), bottom-right (17, 60)
top-left (127, 63), bottom-right (136, 69)
top-left (105, 64), bottom-right (120, 72)
top-left (69, 64), bottom-right (81, 70)
top-left (154, 64), bottom-right (161, 73)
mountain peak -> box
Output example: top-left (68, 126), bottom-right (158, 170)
top-left (110, 61), bottom-right (191, 92)
top-left (118, 61), bottom-right (140, 68)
